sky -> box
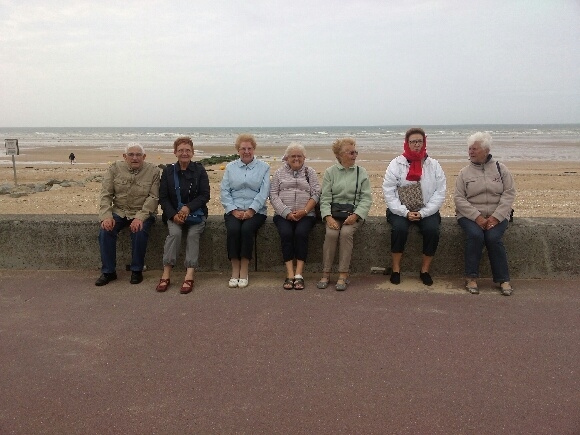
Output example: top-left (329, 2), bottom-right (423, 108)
top-left (1, 0), bottom-right (579, 127)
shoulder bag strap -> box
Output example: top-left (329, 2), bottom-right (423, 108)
top-left (353, 166), bottom-right (360, 206)
top-left (173, 164), bottom-right (184, 208)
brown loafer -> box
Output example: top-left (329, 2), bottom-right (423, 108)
top-left (155, 278), bottom-right (170, 292)
top-left (180, 279), bottom-right (194, 294)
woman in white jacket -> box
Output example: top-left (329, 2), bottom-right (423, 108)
top-left (382, 127), bottom-right (446, 286)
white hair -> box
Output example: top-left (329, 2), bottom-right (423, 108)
top-left (467, 132), bottom-right (492, 152)
top-left (284, 142), bottom-right (306, 158)
top-left (125, 142), bottom-right (145, 154)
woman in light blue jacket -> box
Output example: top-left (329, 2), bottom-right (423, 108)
top-left (382, 127), bottom-right (446, 286)
top-left (220, 134), bottom-right (270, 288)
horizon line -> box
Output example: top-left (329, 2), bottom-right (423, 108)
top-left (1, 122), bottom-right (580, 129)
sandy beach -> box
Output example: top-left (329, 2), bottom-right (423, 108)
top-left (1, 144), bottom-right (579, 218)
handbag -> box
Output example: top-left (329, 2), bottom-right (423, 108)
top-left (330, 203), bottom-right (354, 219)
top-left (173, 164), bottom-right (204, 225)
top-left (397, 182), bottom-right (424, 212)
top-left (330, 167), bottom-right (359, 220)
top-left (304, 166), bottom-right (322, 220)
top-left (496, 161), bottom-right (514, 222)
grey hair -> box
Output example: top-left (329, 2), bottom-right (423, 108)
top-left (284, 142), bottom-right (306, 158)
top-left (125, 142), bottom-right (145, 154)
top-left (467, 132), bottom-right (492, 152)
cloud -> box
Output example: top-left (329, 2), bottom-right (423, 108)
top-left (1, 0), bottom-right (579, 126)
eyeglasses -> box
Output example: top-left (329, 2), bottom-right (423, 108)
top-left (343, 150), bottom-right (358, 156)
top-left (239, 148), bottom-right (254, 152)
top-left (176, 149), bottom-right (193, 154)
top-left (126, 153), bottom-right (143, 158)
top-left (409, 140), bottom-right (424, 145)
top-left (288, 154), bottom-right (304, 159)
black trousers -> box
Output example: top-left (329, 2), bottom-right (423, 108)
top-left (224, 213), bottom-right (267, 260)
top-left (386, 210), bottom-right (441, 256)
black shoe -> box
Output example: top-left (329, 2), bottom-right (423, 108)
top-left (390, 272), bottom-right (401, 285)
top-left (95, 272), bottom-right (117, 286)
top-left (130, 271), bottom-right (143, 284)
top-left (420, 272), bottom-right (433, 286)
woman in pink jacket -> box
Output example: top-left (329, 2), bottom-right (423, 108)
top-left (270, 143), bottom-right (321, 290)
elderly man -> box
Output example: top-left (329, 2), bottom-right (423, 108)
top-left (95, 143), bottom-right (160, 286)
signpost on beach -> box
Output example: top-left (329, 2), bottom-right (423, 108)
top-left (5, 139), bottom-right (19, 185)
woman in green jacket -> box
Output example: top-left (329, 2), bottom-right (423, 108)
top-left (317, 138), bottom-right (372, 291)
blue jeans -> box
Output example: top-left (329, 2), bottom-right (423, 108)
top-left (458, 217), bottom-right (510, 283)
top-left (99, 213), bottom-right (155, 274)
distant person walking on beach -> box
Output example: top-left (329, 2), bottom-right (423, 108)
top-left (95, 143), bottom-right (160, 286)
top-left (454, 132), bottom-right (516, 296)
top-left (69, 152), bottom-right (76, 164)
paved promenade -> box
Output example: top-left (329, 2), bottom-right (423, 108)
top-left (1, 270), bottom-right (579, 434)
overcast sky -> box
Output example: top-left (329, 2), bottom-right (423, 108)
top-left (1, 0), bottom-right (579, 127)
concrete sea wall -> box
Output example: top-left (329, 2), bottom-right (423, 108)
top-left (1, 215), bottom-right (578, 278)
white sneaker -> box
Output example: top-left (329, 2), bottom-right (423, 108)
top-left (238, 277), bottom-right (249, 288)
top-left (228, 278), bottom-right (239, 288)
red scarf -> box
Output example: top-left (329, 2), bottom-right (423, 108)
top-left (402, 137), bottom-right (427, 181)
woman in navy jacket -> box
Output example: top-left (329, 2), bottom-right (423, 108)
top-left (156, 136), bottom-right (210, 294)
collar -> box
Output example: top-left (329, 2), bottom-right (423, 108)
top-left (175, 161), bottom-right (195, 172)
top-left (470, 154), bottom-right (493, 168)
top-left (236, 157), bottom-right (257, 168)
top-left (336, 162), bottom-right (356, 170)
top-left (284, 162), bottom-right (304, 172)
top-left (127, 164), bottom-right (142, 175)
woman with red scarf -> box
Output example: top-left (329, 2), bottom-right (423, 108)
top-left (382, 127), bottom-right (446, 286)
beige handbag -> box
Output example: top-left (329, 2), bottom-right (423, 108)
top-left (397, 182), bottom-right (424, 212)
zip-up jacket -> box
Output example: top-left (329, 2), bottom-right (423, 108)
top-left (99, 160), bottom-right (160, 222)
top-left (454, 156), bottom-right (515, 222)
top-left (382, 155), bottom-right (446, 218)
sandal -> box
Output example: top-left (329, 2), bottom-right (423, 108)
top-left (465, 279), bottom-right (479, 295)
top-left (499, 282), bottom-right (513, 296)
top-left (293, 275), bottom-right (305, 290)
top-left (335, 278), bottom-right (348, 291)
top-left (316, 275), bottom-right (330, 289)
top-left (180, 279), bottom-right (194, 294)
top-left (283, 278), bottom-right (295, 290)
top-left (155, 278), bottom-right (170, 292)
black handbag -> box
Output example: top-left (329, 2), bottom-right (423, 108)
top-left (330, 203), bottom-right (355, 219)
top-left (330, 167), bottom-right (359, 220)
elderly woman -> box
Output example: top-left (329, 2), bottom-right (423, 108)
top-left (317, 138), bottom-right (372, 291)
top-left (454, 132), bottom-right (516, 296)
top-left (270, 143), bottom-right (321, 290)
top-left (156, 136), bottom-right (210, 294)
top-left (221, 134), bottom-right (270, 288)
top-left (382, 127), bottom-right (446, 286)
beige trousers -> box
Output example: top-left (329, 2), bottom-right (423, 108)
top-left (322, 220), bottom-right (362, 273)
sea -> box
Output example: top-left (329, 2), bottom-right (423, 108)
top-left (1, 124), bottom-right (580, 163)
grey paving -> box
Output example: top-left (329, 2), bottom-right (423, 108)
top-left (1, 270), bottom-right (579, 434)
